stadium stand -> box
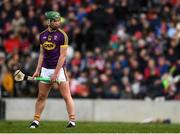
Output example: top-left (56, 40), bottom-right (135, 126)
top-left (0, 0), bottom-right (180, 100)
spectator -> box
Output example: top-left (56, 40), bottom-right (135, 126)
top-left (11, 10), bottom-right (25, 34)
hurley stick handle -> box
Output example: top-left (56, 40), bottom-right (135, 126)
top-left (29, 76), bottom-right (60, 83)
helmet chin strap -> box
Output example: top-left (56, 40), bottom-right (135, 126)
top-left (48, 19), bottom-right (51, 25)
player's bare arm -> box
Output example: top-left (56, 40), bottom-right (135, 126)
top-left (51, 46), bottom-right (68, 82)
top-left (33, 45), bottom-right (43, 78)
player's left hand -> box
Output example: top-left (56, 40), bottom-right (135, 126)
top-left (51, 74), bottom-right (58, 83)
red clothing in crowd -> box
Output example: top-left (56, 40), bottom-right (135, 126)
top-left (4, 37), bottom-right (20, 53)
top-left (144, 67), bottom-right (160, 79)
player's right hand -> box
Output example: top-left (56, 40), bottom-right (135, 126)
top-left (32, 70), bottom-right (40, 79)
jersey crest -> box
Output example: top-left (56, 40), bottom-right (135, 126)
top-left (42, 41), bottom-right (56, 50)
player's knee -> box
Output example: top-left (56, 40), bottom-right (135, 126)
top-left (63, 95), bottom-right (72, 102)
top-left (37, 94), bottom-right (47, 101)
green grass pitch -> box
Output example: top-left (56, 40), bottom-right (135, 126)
top-left (0, 121), bottom-right (180, 133)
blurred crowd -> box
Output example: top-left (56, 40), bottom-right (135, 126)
top-left (0, 0), bottom-right (180, 100)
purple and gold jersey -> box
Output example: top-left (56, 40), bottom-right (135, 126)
top-left (39, 28), bottom-right (68, 69)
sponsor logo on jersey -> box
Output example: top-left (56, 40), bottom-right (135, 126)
top-left (42, 41), bottom-right (56, 50)
top-left (43, 36), bottom-right (47, 39)
top-left (54, 35), bottom-right (58, 40)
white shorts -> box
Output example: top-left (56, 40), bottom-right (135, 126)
top-left (40, 67), bottom-right (68, 84)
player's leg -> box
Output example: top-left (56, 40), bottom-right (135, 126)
top-left (30, 82), bottom-right (52, 128)
top-left (57, 68), bottom-right (76, 127)
top-left (58, 81), bottom-right (76, 127)
top-left (59, 82), bottom-right (76, 120)
top-left (35, 82), bottom-right (52, 120)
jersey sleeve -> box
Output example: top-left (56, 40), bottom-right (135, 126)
top-left (60, 30), bottom-right (68, 48)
